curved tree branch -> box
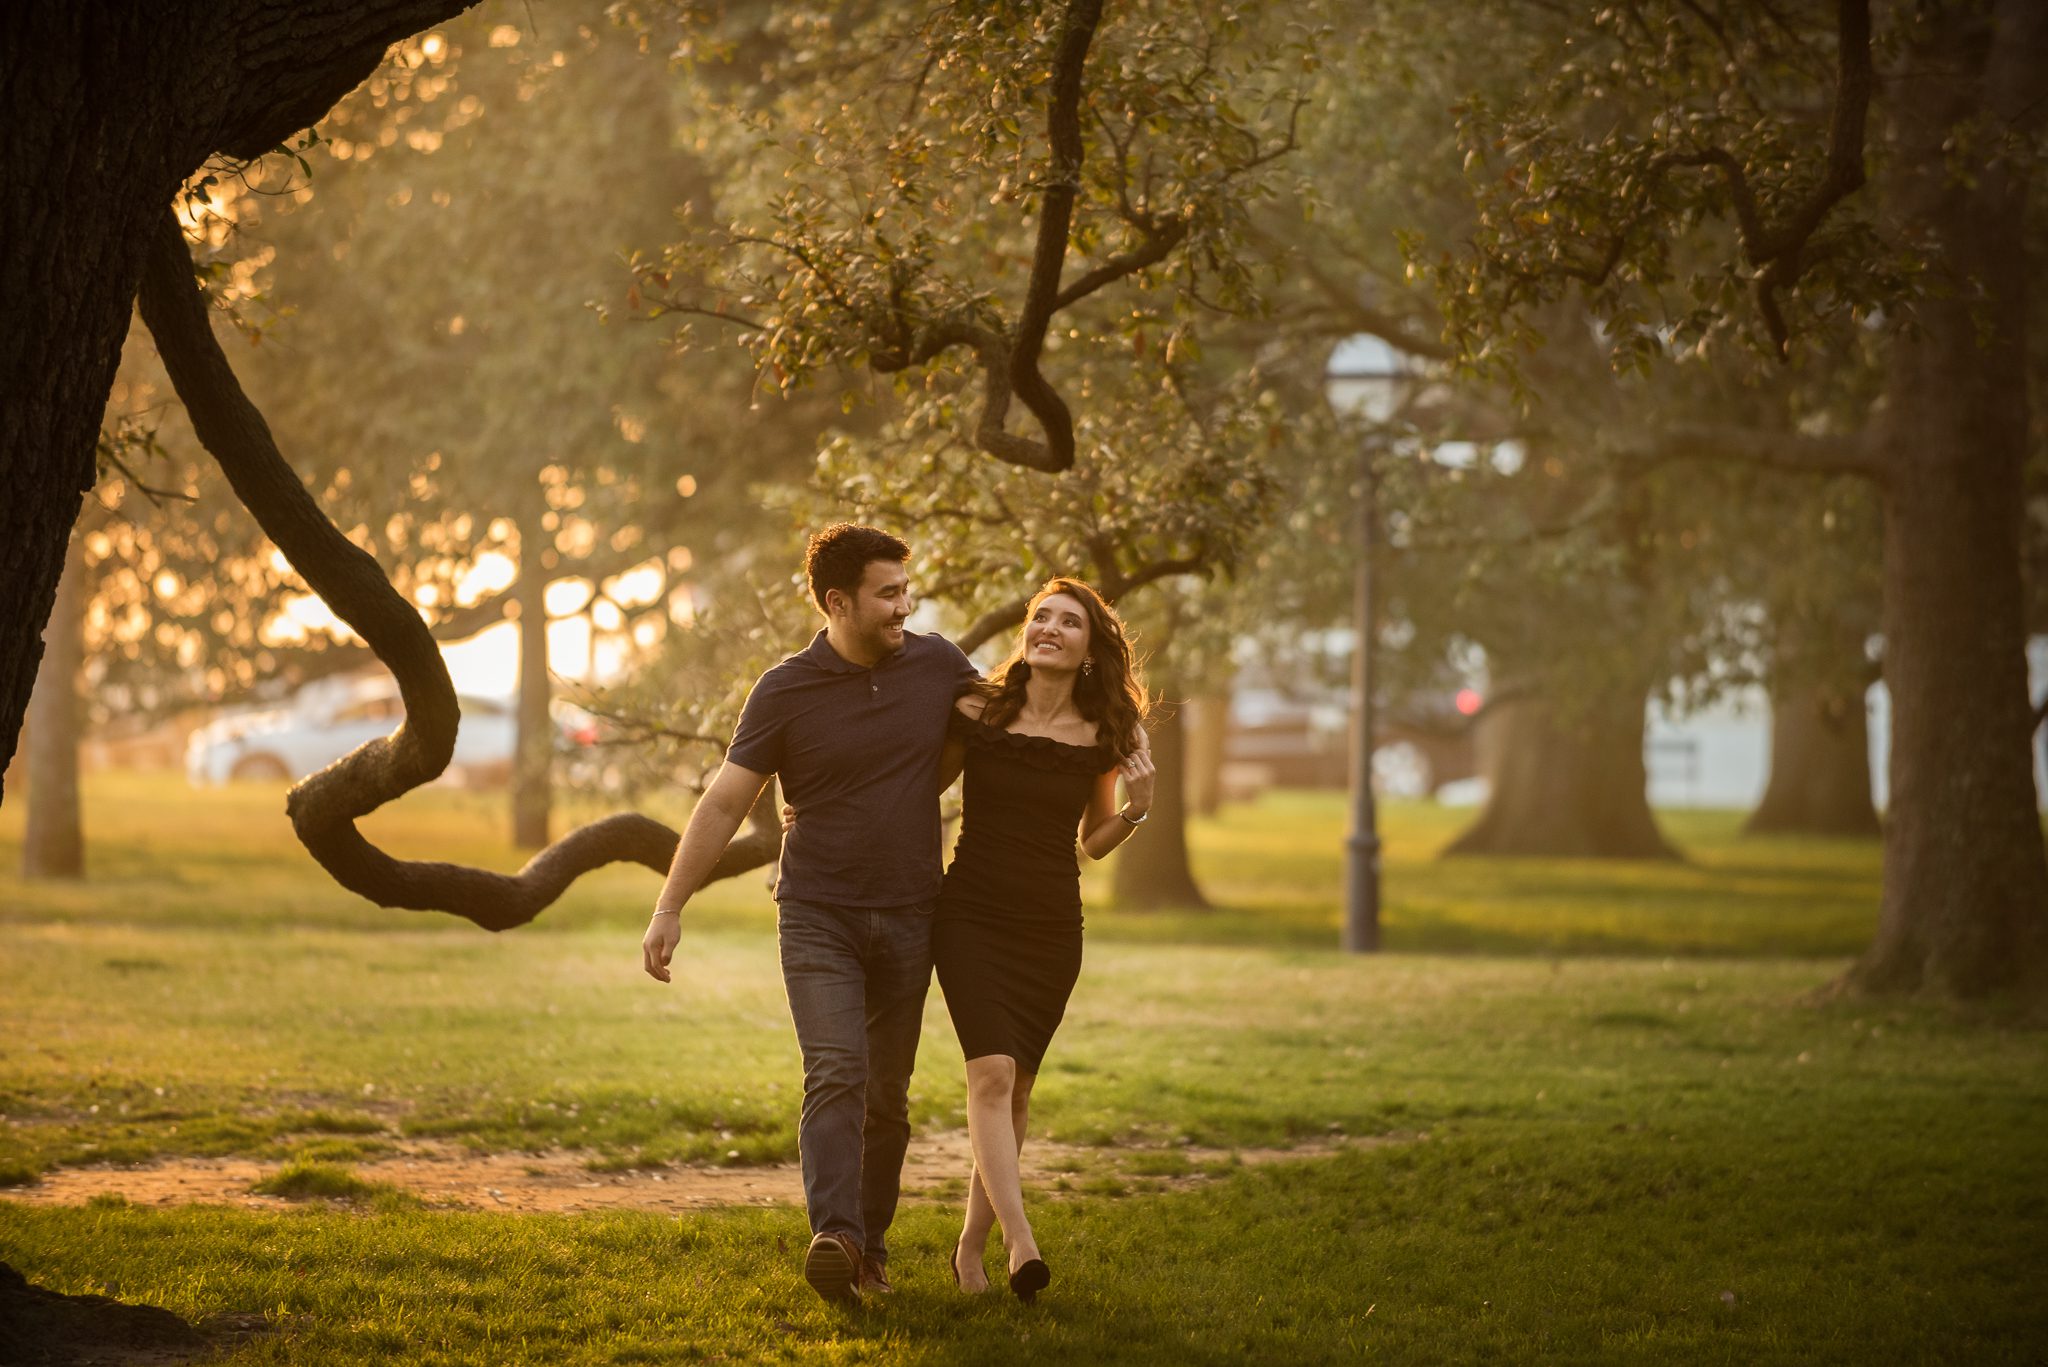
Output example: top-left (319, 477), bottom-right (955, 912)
top-left (1115, 555), bottom-right (1207, 599)
top-left (951, 547), bottom-right (1207, 659)
top-left (956, 597), bottom-right (1031, 655)
top-left (1051, 217), bottom-right (1189, 312)
top-left (138, 213), bottom-right (777, 930)
top-left (1638, 422), bottom-right (1884, 482)
top-left (860, 0), bottom-right (1108, 477)
top-left (1002, 0), bottom-right (1106, 475)
top-left (1486, 0), bottom-right (1871, 358)
top-left (1568, 0), bottom-right (1871, 358)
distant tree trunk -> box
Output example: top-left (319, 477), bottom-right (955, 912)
top-left (1184, 690), bottom-right (1229, 816)
top-left (1745, 680), bottom-right (1878, 838)
top-left (1111, 700), bottom-right (1210, 909)
top-left (1445, 686), bottom-right (1677, 859)
top-left (22, 533), bottom-right (86, 879)
top-left (511, 503), bottom-right (551, 850)
top-left (1847, 1), bottom-right (2048, 997)
top-left (2038, 703), bottom-right (2046, 806)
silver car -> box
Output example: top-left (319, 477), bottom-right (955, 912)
top-left (184, 674), bottom-right (586, 787)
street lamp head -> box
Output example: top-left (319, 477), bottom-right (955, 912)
top-left (1324, 333), bottom-right (1417, 425)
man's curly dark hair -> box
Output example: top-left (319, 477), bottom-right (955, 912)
top-left (803, 523), bottom-right (911, 612)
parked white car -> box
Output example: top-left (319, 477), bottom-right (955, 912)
top-left (184, 674), bottom-right (595, 787)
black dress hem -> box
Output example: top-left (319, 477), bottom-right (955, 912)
top-left (934, 712), bottom-right (1108, 1072)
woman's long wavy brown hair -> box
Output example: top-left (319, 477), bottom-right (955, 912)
top-left (970, 578), bottom-right (1151, 757)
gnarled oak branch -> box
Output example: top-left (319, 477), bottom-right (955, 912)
top-left (1541, 0), bottom-right (1871, 358)
top-left (137, 213), bottom-right (778, 931)
top-left (951, 549), bottom-right (1207, 657)
top-left (1000, 0), bottom-right (1107, 474)
top-left (1637, 422), bottom-right (1883, 482)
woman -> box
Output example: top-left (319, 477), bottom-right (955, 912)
top-left (781, 576), bottom-right (1154, 1304)
top-left (934, 577), bottom-right (1154, 1304)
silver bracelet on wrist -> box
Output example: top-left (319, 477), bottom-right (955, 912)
top-left (1117, 806), bottom-right (1148, 827)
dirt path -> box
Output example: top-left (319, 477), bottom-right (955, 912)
top-left (4, 1133), bottom-right (1398, 1215)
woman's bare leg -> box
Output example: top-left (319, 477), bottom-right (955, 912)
top-left (960, 1071), bottom-right (1035, 1262)
top-left (956, 1167), bottom-right (996, 1292)
top-left (958, 1055), bottom-right (1041, 1282)
top-left (956, 1063), bottom-right (1039, 1291)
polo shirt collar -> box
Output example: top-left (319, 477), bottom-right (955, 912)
top-left (803, 628), bottom-right (903, 673)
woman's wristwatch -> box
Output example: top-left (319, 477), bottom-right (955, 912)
top-left (1117, 806), bottom-right (1149, 827)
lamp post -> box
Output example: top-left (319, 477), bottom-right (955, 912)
top-left (1324, 336), bottom-right (1415, 955)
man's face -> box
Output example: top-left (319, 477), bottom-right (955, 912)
top-left (836, 559), bottom-right (912, 656)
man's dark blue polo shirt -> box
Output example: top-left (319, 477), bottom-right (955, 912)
top-left (727, 628), bottom-right (977, 907)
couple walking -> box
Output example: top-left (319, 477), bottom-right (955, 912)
top-left (640, 523), bottom-right (1155, 1306)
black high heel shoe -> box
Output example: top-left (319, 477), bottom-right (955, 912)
top-left (1008, 1258), bottom-right (1050, 1305)
top-left (953, 1244), bottom-right (991, 1293)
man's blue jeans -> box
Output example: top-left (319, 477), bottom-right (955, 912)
top-left (777, 898), bottom-right (934, 1267)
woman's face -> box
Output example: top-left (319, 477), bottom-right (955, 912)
top-left (1025, 592), bottom-right (1092, 674)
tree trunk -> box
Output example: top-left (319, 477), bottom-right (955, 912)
top-left (1445, 687), bottom-right (1677, 859)
top-left (1744, 679), bottom-right (1879, 838)
top-left (0, 0), bottom-right (534, 1338)
top-left (0, 0), bottom-right (476, 800)
top-left (22, 533), bottom-right (86, 879)
top-left (0, 48), bottom-right (161, 797)
top-left (1110, 700), bottom-right (1210, 909)
top-left (1183, 691), bottom-right (1229, 816)
top-left (1846, 1), bottom-right (2048, 997)
top-left (511, 503), bottom-right (552, 850)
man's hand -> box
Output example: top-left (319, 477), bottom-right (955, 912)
top-left (636, 760), bottom-right (770, 986)
top-left (642, 909), bottom-right (682, 983)
top-left (781, 802), bottom-right (797, 833)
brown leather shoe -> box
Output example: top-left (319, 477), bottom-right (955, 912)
top-left (803, 1231), bottom-right (862, 1305)
top-left (859, 1255), bottom-right (893, 1295)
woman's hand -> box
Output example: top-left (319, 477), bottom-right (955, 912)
top-left (780, 802), bottom-right (797, 833)
top-left (1119, 731), bottom-right (1156, 816)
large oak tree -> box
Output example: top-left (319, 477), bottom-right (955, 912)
top-left (1427, 0), bottom-right (2047, 995)
top-left (5, 0), bottom-right (798, 926)
top-left (3, 0), bottom-right (484, 784)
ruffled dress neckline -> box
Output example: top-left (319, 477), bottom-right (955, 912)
top-left (950, 710), bottom-right (1112, 774)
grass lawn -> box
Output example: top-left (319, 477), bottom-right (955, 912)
top-left (1, 772), bottom-right (2042, 1363)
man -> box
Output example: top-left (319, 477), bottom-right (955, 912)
top-left (641, 523), bottom-right (977, 1305)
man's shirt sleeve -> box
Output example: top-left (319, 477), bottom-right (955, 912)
top-left (725, 672), bottom-right (785, 776)
top-left (946, 636), bottom-right (981, 694)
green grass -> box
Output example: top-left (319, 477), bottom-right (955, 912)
top-left (1088, 792), bottom-right (1883, 955)
top-left (4, 1126), bottom-right (2042, 1364)
top-left (1, 774), bottom-right (1881, 956)
top-left (249, 1161), bottom-right (404, 1205)
top-left (1, 772), bottom-right (2042, 1363)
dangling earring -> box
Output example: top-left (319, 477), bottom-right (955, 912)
top-left (1082, 657), bottom-right (1095, 676)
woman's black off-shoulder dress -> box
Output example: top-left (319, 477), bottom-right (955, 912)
top-left (933, 710), bottom-right (1112, 1073)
